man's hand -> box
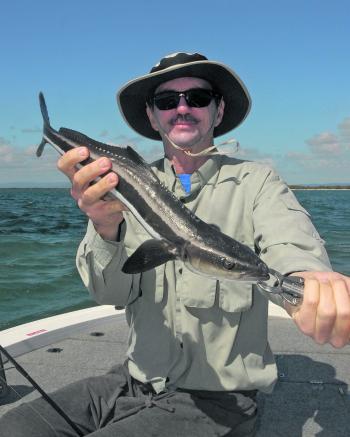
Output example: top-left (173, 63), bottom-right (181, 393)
top-left (57, 147), bottom-right (127, 240)
top-left (285, 271), bottom-right (350, 348)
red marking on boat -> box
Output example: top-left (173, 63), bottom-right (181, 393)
top-left (26, 329), bottom-right (48, 337)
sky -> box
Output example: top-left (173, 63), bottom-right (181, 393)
top-left (0, 0), bottom-right (349, 187)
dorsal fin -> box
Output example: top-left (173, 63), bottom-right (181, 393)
top-left (58, 127), bottom-right (128, 157)
top-left (57, 128), bottom-right (160, 182)
top-left (58, 127), bottom-right (106, 148)
top-left (58, 128), bottom-right (144, 164)
top-left (125, 145), bottom-right (148, 166)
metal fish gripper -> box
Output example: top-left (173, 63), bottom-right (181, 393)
top-left (257, 268), bottom-right (304, 306)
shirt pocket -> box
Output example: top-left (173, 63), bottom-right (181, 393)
top-left (217, 280), bottom-right (253, 312)
top-left (180, 269), bottom-right (252, 313)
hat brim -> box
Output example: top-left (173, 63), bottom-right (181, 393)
top-left (117, 60), bottom-right (251, 141)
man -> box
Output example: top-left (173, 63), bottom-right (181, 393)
top-left (1, 52), bottom-right (350, 436)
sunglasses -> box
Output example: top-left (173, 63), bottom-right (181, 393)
top-left (152, 88), bottom-right (221, 110)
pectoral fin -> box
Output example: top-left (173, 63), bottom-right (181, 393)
top-left (122, 239), bottom-right (179, 274)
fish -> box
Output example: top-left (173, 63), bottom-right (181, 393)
top-left (37, 92), bottom-right (270, 282)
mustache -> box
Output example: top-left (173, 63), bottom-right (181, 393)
top-left (170, 114), bottom-right (198, 124)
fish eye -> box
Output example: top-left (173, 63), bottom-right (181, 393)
top-left (222, 259), bottom-right (235, 270)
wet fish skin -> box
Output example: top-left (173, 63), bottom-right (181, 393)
top-left (37, 92), bottom-right (270, 282)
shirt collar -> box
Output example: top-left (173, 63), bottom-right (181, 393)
top-left (161, 155), bottom-right (222, 192)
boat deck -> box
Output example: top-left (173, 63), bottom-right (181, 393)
top-left (1, 308), bottom-right (350, 436)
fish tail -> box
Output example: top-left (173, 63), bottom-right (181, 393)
top-left (39, 92), bottom-right (50, 125)
top-left (36, 92), bottom-right (50, 157)
top-left (36, 138), bottom-right (47, 157)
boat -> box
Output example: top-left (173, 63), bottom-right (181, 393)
top-left (0, 303), bottom-right (349, 436)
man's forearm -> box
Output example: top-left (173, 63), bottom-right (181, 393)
top-left (76, 220), bottom-right (134, 306)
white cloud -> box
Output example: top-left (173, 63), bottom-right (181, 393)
top-left (2, 117), bottom-right (349, 187)
top-left (0, 144), bottom-right (14, 163)
top-left (282, 117), bottom-right (350, 183)
top-left (0, 139), bottom-right (66, 187)
top-left (338, 117), bottom-right (350, 143)
top-left (305, 121), bottom-right (350, 159)
top-left (235, 145), bottom-right (277, 168)
top-left (306, 132), bottom-right (341, 154)
top-left (288, 116), bottom-right (350, 166)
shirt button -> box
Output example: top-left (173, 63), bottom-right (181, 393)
top-left (179, 268), bottom-right (183, 274)
top-left (180, 342), bottom-right (183, 349)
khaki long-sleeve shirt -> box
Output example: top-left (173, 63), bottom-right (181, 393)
top-left (76, 155), bottom-right (331, 394)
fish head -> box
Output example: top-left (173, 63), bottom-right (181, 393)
top-left (182, 235), bottom-right (270, 282)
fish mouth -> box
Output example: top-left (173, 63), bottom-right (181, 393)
top-left (240, 262), bottom-right (270, 281)
top-left (258, 262), bottom-right (271, 280)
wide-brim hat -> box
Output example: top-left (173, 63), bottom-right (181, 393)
top-left (117, 52), bottom-right (251, 141)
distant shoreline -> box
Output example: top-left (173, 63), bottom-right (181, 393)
top-left (292, 188), bottom-right (350, 191)
top-left (289, 186), bottom-right (350, 190)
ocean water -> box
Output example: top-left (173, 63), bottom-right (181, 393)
top-left (0, 189), bottom-right (91, 330)
top-left (0, 188), bottom-right (349, 330)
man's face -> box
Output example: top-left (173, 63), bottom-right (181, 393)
top-left (146, 77), bottom-right (224, 149)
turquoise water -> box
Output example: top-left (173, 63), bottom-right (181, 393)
top-left (0, 188), bottom-right (349, 330)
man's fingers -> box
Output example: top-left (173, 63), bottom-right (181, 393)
top-left (78, 173), bottom-right (119, 209)
top-left (57, 149), bottom-right (120, 205)
top-left (331, 279), bottom-right (350, 348)
top-left (56, 147), bottom-right (126, 240)
top-left (71, 157), bottom-right (114, 200)
top-left (292, 278), bottom-right (319, 337)
top-left (293, 274), bottom-right (350, 348)
top-left (314, 280), bottom-right (336, 344)
top-left (57, 147), bottom-right (89, 181)
top-left (85, 197), bottom-right (128, 221)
